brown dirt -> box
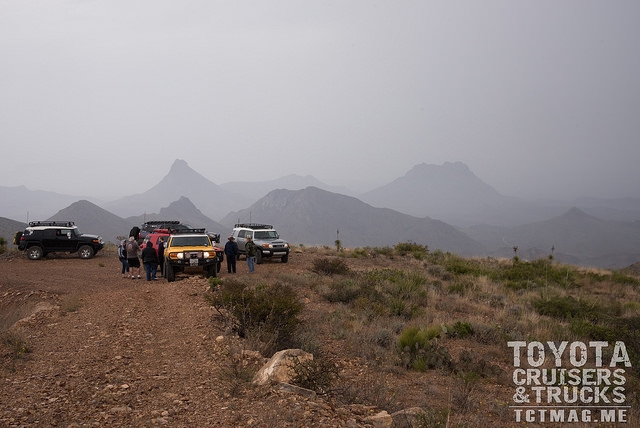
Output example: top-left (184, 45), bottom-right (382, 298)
top-left (0, 248), bottom-right (515, 427)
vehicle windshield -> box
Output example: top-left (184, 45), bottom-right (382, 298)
top-left (170, 236), bottom-right (211, 247)
top-left (254, 231), bottom-right (279, 240)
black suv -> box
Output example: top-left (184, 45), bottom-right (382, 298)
top-left (14, 221), bottom-right (104, 260)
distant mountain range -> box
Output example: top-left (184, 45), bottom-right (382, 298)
top-left (2, 159), bottom-right (639, 269)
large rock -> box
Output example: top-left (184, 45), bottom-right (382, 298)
top-left (252, 349), bottom-right (313, 386)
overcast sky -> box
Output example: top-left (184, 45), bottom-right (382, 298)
top-left (1, 1), bottom-right (639, 201)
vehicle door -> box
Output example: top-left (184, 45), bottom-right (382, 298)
top-left (41, 229), bottom-right (57, 250)
top-left (56, 228), bottom-right (78, 251)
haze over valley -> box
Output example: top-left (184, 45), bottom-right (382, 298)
top-left (2, 160), bottom-right (639, 269)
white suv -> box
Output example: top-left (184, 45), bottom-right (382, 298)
top-left (232, 223), bottom-right (290, 264)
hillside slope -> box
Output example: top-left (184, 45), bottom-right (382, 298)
top-left (221, 186), bottom-right (484, 255)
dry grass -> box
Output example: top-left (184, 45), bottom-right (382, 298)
top-left (270, 246), bottom-right (640, 426)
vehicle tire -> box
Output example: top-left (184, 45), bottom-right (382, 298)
top-left (207, 265), bottom-right (217, 278)
top-left (256, 250), bottom-right (263, 264)
top-left (78, 245), bottom-right (94, 259)
top-left (26, 246), bottom-right (43, 260)
top-left (165, 262), bottom-right (175, 282)
top-left (281, 254), bottom-right (288, 263)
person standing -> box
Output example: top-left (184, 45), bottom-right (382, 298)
top-left (157, 237), bottom-right (166, 277)
top-left (245, 235), bottom-right (257, 273)
top-left (118, 239), bottom-right (129, 278)
top-left (126, 236), bottom-right (141, 279)
top-left (224, 236), bottom-right (239, 273)
top-left (141, 241), bottom-right (159, 281)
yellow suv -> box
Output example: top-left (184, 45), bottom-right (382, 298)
top-left (163, 229), bottom-right (224, 282)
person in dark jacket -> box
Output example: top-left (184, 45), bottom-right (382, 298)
top-left (224, 236), bottom-right (239, 273)
top-left (157, 237), bottom-right (166, 277)
top-left (118, 239), bottom-right (129, 278)
top-left (245, 235), bottom-right (257, 273)
top-left (141, 241), bottom-right (159, 281)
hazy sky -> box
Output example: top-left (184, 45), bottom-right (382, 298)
top-left (1, 1), bottom-right (639, 201)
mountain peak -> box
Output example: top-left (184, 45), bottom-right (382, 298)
top-left (169, 159), bottom-right (190, 173)
top-left (561, 207), bottom-right (595, 221)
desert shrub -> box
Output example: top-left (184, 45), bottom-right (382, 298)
top-left (448, 321), bottom-right (474, 338)
top-left (323, 278), bottom-right (368, 304)
top-left (493, 259), bottom-right (579, 289)
top-left (2, 330), bottom-right (31, 370)
top-left (415, 408), bottom-right (449, 427)
top-left (472, 322), bottom-right (507, 345)
top-left (214, 342), bottom-right (259, 397)
top-left (208, 277), bottom-right (224, 289)
top-left (289, 353), bottom-right (341, 394)
top-left (0, 237), bottom-right (6, 254)
top-left (611, 271), bottom-right (640, 286)
top-left (447, 278), bottom-right (474, 296)
top-left (350, 248), bottom-right (369, 258)
top-left (336, 368), bottom-right (399, 412)
top-left (397, 325), bottom-right (452, 372)
top-left (532, 295), bottom-right (602, 321)
top-left (570, 316), bottom-right (640, 374)
top-left (312, 257), bottom-right (350, 276)
top-left (570, 320), bottom-right (618, 343)
top-left (369, 246), bottom-right (394, 257)
top-left (206, 279), bottom-right (303, 353)
top-left (456, 349), bottom-right (503, 379)
top-left (394, 241), bottom-right (429, 259)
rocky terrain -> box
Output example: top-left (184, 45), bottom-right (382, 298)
top-left (2, 246), bottom-right (636, 427)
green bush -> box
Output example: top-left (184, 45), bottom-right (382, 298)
top-left (312, 257), bottom-right (350, 276)
top-left (493, 259), bottom-right (579, 289)
top-left (449, 321), bottom-right (474, 338)
top-left (394, 241), bottom-right (429, 259)
top-left (611, 271), bottom-right (640, 286)
top-left (397, 325), bottom-right (452, 372)
top-left (206, 279), bottom-right (303, 353)
top-left (532, 295), bottom-right (601, 321)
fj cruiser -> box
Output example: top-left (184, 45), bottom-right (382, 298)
top-left (232, 223), bottom-right (290, 264)
top-left (163, 229), bottom-right (224, 282)
top-left (137, 220), bottom-right (194, 241)
top-left (14, 221), bottom-right (104, 260)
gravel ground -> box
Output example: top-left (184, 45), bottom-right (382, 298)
top-left (1, 247), bottom-right (527, 427)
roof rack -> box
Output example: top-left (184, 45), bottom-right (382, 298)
top-left (171, 228), bottom-right (206, 234)
top-left (234, 223), bottom-right (273, 230)
top-left (144, 220), bottom-right (181, 225)
top-left (29, 221), bottom-right (75, 227)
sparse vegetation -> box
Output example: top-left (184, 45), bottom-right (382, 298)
top-left (2, 330), bottom-right (31, 370)
top-left (274, 245), bottom-right (640, 422)
top-left (311, 257), bottom-right (350, 275)
top-left (206, 279), bottom-right (303, 356)
top-left (4, 242), bottom-right (640, 426)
